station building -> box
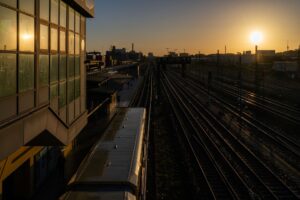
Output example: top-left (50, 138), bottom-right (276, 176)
top-left (0, 0), bottom-right (94, 199)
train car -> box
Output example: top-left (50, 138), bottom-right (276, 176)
top-left (60, 108), bottom-right (146, 200)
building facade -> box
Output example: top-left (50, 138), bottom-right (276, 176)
top-left (0, 0), bottom-right (94, 199)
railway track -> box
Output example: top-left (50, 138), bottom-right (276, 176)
top-left (189, 73), bottom-right (300, 125)
top-left (161, 70), bottom-right (300, 199)
top-left (169, 72), bottom-right (300, 159)
top-left (129, 65), bottom-right (154, 200)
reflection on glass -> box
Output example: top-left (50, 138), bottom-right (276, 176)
top-left (0, 53), bottom-right (16, 97)
top-left (59, 82), bottom-right (66, 107)
top-left (75, 34), bottom-right (80, 55)
top-left (19, 54), bottom-right (34, 92)
top-left (51, 0), bottom-right (58, 24)
top-left (68, 31), bottom-right (74, 54)
top-left (51, 28), bottom-right (58, 51)
top-left (68, 56), bottom-right (74, 78)
top-left (50, 54), bottom-right (58, 82)
top-left (40, 24), bottom-right (48, 50)
top-left (0, 0), bottom-right (16, 7)
top-left (59, 55), bottom-right (66, 80)
top-left (68, 79), bottom-right (74, 103)
top-left (39, 55), bottom-right (49, 86)
top-left (69, 8), bottom-right (74, 31)
top-left (60, 30), bottom-right (66, 52)
top-left (75, 56), bottom-right (80, 76)
top-left (50, 84), bottom-right (58, 100)
top-left (75, 78), bottom-right (80, 98)
top-left (19, 14), bottom-right (34, 52)
top-left (60, 1), bottom-right (66, 27)
top-left (40, 0), bottom-right (49, 21)
top-left (75, 13), bottom-right (80, 33)
top-left (80, 16), bottom-right (86, 36)
top-left (81, 39), bottom-right (85, 51)
top-left (19, 0), bottom-right (35, 15)
top-left (0, 7), bottom-right (16, 50)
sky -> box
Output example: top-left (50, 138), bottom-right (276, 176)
top-left (86, 0), bottom-right (300, 56)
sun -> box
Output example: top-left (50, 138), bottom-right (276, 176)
top-left (250, 31), bottom-right (263, 45)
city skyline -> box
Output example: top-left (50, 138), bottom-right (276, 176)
top-left (86, 0), bottom-right (300, 55)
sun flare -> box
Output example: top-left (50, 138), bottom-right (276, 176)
top-left (250, 31), bottom-right (263, 45)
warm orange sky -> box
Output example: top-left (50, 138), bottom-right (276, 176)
top-left (87, 0), bottom-right (300, 56)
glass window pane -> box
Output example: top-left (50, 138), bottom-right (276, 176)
top-left (40, 24), bottom-right (48, 50)
top-left (80, 16), bottom-right (85, 36)
top-left (19, 54), bottom-right (34, 92)
top-left (75, 78), bottom-right (80, 98)
top-left (59, 55), bottom-right (66, 80)
top-left (75, 34), bottom-right (80, 55)
top-left (75, 12), bottom-right (80, 33)
top-left (0, 0), bottom-right (16, 7)
top-left (19, 14), bottom-right (34, 52)
top-left (40, 0), bottom-right (49, 21)
top-left (68, 56), bottom-right (74, 78)
top-left (50, 84), bottom-right (58, 100)
top-left (50, 54), bottom-right (58, 82)
top-left (51, 28), bottom-right (58, 51)
top-left (39, 55), bottom-right (49, 86)
top-left (0, 7), bottom-right (16, 51)
top-left (19, 0), bottom-right (35, 15)
top-left (0, 53), bottom-right (16, 97)
top-left (69, 7), bottom-right (74, 31)
top-left (75, 56), bottom-right (80, 76)
top-left (60, 1), bottom-right (66, 27)
top-left (59, 82), bottom-right (66, 107)
top-left (50, 0), bottom-right (58, 24)
top-left (68, 79), bottom-right (74, 102)
top-left (60, 30), bottom-right (65, 52)
top-left (68, 31), bottom-right (74, 54)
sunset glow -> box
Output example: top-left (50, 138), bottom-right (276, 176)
top-left (250, 31), bottom-right (263, 45)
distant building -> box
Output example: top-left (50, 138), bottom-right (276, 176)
top-left (273, 61), bottom-right (298, 72)
top-left (86, 51), bottom-right (104, 72)
top-left (168, 52), bottom-right (178, 57)
top-left (148, 52), bottom-right (154, 58)
top-left (242, 51), bottom-right (255, 65)
top-left (273, 61), bottom-right (299, 78)
top-left (179, 53), bottom-right (189, 57)
top-left (257, 50), bottom-right (276, 56)
top-left (105, 45), bottom-right (142, 67)
top-left (257, 50), bottom-right (276, 63)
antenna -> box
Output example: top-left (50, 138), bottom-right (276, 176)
top-left (287, 40), bottom-right (289, 52)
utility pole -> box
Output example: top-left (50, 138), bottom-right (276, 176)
top-left (238, 53), bottom-right (242, 126)
top-left (217, 49), bottom-right (220, 81)
top-left (198, 51), bottom-right (201, 79)
top-left (255, 45), bottom-right (259, 92)
top-left (298, 45), bottom-right (300, 75)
